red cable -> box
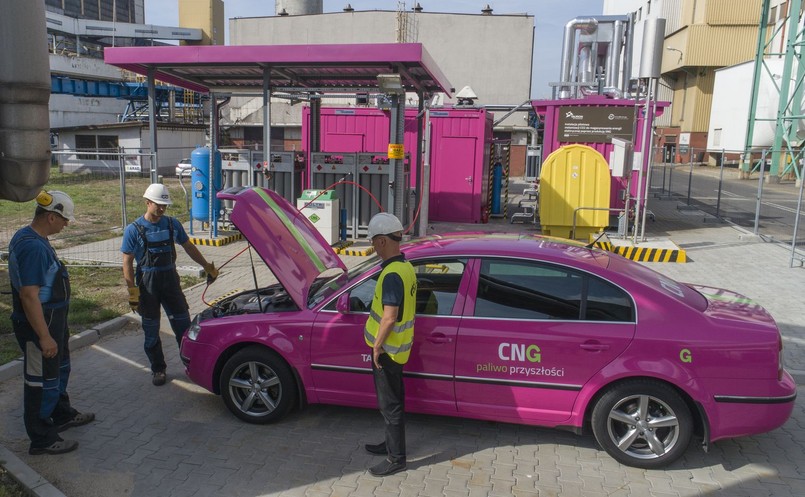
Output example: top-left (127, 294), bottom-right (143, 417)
top-left (200, 243), bottom-right (251, 306)
top-left (200, 179), bottom-right (384, 307)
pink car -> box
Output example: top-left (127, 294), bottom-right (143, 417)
top-left (180, 187), bottom-right (796, 469)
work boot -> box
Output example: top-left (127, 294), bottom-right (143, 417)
top-left (152, 371), bottom-right (167, 386)
top-left (29, 439), bottom-right (78, 455)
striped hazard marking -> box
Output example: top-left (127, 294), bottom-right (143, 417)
top-left (189, 232), bottom-right (243, 247)
top-left (610, 245), bottom-right (687, 263)
top-left (590, 233), bottom-right (686, 263)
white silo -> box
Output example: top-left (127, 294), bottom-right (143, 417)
top-left (275, 0), bottom-right (323, 16)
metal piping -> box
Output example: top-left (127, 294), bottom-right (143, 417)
top-left (578, 44), bottom-right (594, 84)
top-left (608, 20), bottom-right (625, 88)
top-left (494, 125), bottom-right (538, 148)
top-left (580, 86), bottom-right (624, 99)
top-left (622, 13), bottom-right (635, 94)
top-left (558, 18), bottom-right (599, 98)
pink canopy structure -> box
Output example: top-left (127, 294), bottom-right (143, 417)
top-left (104, 43), bottom-right (452, 95)
top-left (104, 43), bottom-right (452, 236)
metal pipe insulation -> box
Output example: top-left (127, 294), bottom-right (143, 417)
top-left (0, 0), bottom-right (51, 201)
top-left (493, 125), bottom-right (538, 148)
top-left (558, 18), bottom-right (599, 98)
top-left (608, 20), bottom-right (625, 88)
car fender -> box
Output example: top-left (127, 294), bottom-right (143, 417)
top-left (569, 354), bottom-right (708, 429)
top-left (205, 319), bottom-right (313, 394)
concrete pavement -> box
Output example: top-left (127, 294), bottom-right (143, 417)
top-left (2, 187), bottom-right (805, 497)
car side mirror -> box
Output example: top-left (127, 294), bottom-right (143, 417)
top-left (336, 293), bottom-right (350, 314)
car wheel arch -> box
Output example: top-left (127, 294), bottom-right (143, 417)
top-left (582, 376), bottom-right (707, 442)
top-left (212, 342), bottom-right (306, 408)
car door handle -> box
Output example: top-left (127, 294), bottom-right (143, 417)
top-left (427, 333), bottom-right (452, 344)
top-left (580, 342), bottom-right (609, 351)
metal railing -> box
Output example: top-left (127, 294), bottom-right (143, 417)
top-left (648, 146), bottom-right (805, 267)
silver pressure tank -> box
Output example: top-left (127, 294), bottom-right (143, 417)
top-left (0, 0), bottom-right (51, 201)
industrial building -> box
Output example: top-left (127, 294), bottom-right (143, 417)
top-left (603, 0), bottom-right (783, 164)
top-left (224, 1), bottom-right (535, 175)
top-left (39, 0), bottom-right (537, 176)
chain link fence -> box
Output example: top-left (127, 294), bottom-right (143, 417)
top-left (649, 147), bottom-right (805, 266)
top-left (0, 147), bottom-right (197, 267)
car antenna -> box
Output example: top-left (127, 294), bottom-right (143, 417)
top-left (585, 231), bottom-right (608, 249)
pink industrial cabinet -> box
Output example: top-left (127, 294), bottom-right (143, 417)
top-left (532, 96), bottom-right (668, 212)
top-left (302, 106), bottom-right (493, 223)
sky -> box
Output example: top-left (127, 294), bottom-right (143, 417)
top-left (143, 0), bottom-right (605, 98)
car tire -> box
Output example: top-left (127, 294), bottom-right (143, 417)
top-left (591, 380), bottom-right (692, 469)
top-left (219, 347), bottom-right (297, 424)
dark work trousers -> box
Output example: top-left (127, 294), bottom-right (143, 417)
top-left (139, 270), bottom-right (191, 373)
top-left (13, 306), bottom-right (78, 449)
top-left (372, 353), bottom-right (406, 463)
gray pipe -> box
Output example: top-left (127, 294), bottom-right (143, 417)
top-left (493, 125), bottom-right (538, 147)
top-left (622, 13), bottom-right (635, 93)
top-left (0, 0), bottom-right (51, 201)
top-left (608, 20), bottom-right (625, 88)
top-left (558, 18), bottom-right (599, 98)
top-left (578, 44), bottom-right (594, 84)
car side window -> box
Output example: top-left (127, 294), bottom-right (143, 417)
top-left (412, 259), bottom-right (466, 316)
top-left (585, 276), bottom-right (635, 322)
top-left (334, 258), bottom-right (467, 315)
top-left (474, 259), bottom-right (633, 322)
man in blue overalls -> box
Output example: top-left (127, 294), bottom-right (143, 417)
top-left (121, 183), bottom-right (218, 386)
top-left (9, 191), bottom-right (95, 455)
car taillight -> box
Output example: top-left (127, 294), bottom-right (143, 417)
top-left (778, 334), bottom-right (784, 381)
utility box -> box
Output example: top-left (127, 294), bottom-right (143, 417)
top-left (297, 189), bottom-right (340, 245)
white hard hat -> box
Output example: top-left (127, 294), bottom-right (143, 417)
top-left (367, 212), bottom-right (404, 239)
top-left (36, 190), bottom-right (75, 221)
top-left (143, 183), bottom-right (173, 205)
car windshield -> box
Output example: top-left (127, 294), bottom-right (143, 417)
top-left (307, 254), bottom-right (381, 308)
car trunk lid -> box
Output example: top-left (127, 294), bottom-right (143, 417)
top-left (692, 284), bottom-right (776, 326)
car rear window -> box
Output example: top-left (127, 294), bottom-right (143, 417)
top-left (609, 257), bottom-right (708, 311)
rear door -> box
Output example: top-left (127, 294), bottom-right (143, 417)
top-left (454, 257), bottom-right (636, 424)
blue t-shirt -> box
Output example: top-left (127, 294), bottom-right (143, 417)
top-left (380, 255), bottom-right (407, 318)
top-left (8, 226), bottom-right (67, 320)
top-left (121, 216), bottom-right (189, 270)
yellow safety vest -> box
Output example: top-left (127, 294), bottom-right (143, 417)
top-left (364, 259), bottom-right (417, 364)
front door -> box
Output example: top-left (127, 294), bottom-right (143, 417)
top-left (309, 257), bottom-right (470, 415)
top-left (431, 137), bottom-right (476, 222)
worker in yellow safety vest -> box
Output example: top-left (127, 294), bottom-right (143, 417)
top-left (362, 212), bottom-right (416, 477)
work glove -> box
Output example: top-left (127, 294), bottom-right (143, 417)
top-left (128, 287), bottom-right (140, 314)
top-left (204, 262), bottom-right (219, 284)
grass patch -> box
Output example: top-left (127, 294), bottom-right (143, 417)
top-left (0, 466), bottom-right (26, 497)
top-left (0, 266), bottom-right (202, 365)
top-left (0, 169), bottom-right (202, 365)
top-left (0, 168), bottom-right (193, 251)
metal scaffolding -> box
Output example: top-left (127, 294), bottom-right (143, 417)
top-left (743, 0), bottom-right (805, 181)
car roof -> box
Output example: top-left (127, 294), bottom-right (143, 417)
top-left (401, 233), bottom-right (612, 269)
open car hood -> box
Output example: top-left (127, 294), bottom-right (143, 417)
top-left (218, 187), bottom-right (347, 308)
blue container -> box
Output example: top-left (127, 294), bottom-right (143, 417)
top-left (190, 147), bottom-right (222, 222)
top-left (491, 162), bottom-right (503, 215)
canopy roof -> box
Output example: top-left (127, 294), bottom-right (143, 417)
top-left (104, 43), bottom-right (452, 96)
